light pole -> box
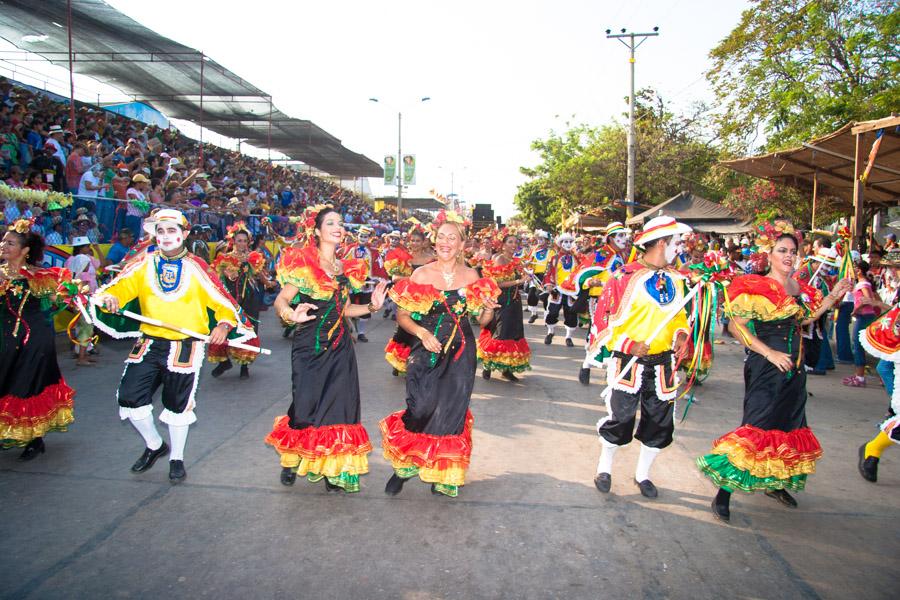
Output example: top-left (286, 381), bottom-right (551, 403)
top-left (369, 97), bottom-right (430, 221)
top-left (606, 27), bottom-right (658, 219)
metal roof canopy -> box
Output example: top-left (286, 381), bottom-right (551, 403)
top-left (722, 115), bottom-right (900, 243)
top-left (0, 0), bottom-right (382, 177)
top-left (626, 190), bottom-right (752, 233)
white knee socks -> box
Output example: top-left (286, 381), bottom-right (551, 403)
top-left (129, 415), bottom-right (163, 451)
top-left (596, 442), bottom-right (618, 475)
top-left (168, 424), bottom-right (190, 461)
top-left (547, 324), bottom-right (555, 335)
top-left (565, 326), bottom-right (576, 339)
top-left (582, 356), bottom-right (592, 369)
top-left (635, 444), bottom-right (660, 482)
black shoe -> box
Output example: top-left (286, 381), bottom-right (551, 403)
top-left (383, 309), bottom-right (390, 318)
top-left (211, 360), bottom-right (233, 378)
top-left (168, 459), bottom-right (186, 483)
top-left (711, 497), bottom-right (731, 523)
top-left (385, 473), bottom-right (408, 496)
top-left (858, 443), bottom-right (879, 483)
top-left (392, 368), bottom-right (400, 377)
top-left (357, 334), bottom-right (368, 343)
top-left (765, 488), bottom-right (797, 508)
top-left (18, 437), bottom-right (45, 461)
top-left (544, 333), bottom-right (553, 345)
top-left (280, 467), bottom-right (297, 486)
top-left (565, 338), bottom-right (574, 348)
top-left (324, 478), bottom-right (342, 493)
top-left (482, 369), bottom-right (491, 380)
top-left (131, 442), bottom-right (169, 472)
top-left (501, 370), bottom-right (519, 382)
top-left (528, 314), bottom-right (538, 324)
top-left (635, 479), bottom-right (658, 499)
top-left (594, 473), bottom-right (611, 493)
top-left (239, 365), bottom-right (249, 380)
top-left (578, 367), bottom-right (590, 386)
top-left (807, 368), bottom-right (827, 376)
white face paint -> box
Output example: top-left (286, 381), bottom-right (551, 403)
top-left (612, 232), bottom-right (628, 250)
top-left (560, 239), bottom-right (574, 252)
top-left (664, 237), bottom-right (680, 264)
top-left (156, 224), bottom-right (184, 252)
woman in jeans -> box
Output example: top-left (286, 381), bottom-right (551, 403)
top-left (844, 261), bottom-right (878, 387)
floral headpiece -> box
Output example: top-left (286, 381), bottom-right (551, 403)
top-left (433, 209), bottom-right (470, 230)
top-left (225, 220), bottom-right (253, 242)
top-left (754, 219), bottom-right (799, 253)
top-left (301, 204), bottom-right (334, 242)
top-left (404, 217), bottom-right (426, 238)
top-left (12, 217), bottom-right (36, 234)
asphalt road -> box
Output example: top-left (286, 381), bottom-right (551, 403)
top-left (1, 309), bottom-right (897, 599)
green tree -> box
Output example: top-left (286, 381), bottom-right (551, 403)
top-left (513, 179), bottom-right (560, 230)
top-left (514, 90), bottom-right (724, 226)
top-left (708, 0), bottom-right (899, 152)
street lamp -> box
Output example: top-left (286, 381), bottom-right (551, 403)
top-left (369, 96), bottom-right (431, 221)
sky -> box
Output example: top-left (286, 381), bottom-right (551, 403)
top-left (5, 0), bottom-right (751, 218)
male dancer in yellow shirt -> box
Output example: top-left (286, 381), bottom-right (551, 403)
top-left (91, 209), bottom-right (255, 483)
top-left (587, 216), bottom-right (692, 498)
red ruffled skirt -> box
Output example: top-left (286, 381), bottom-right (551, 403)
top-left (380, 409), bottom-right (474, 486)
top-left (1, 379), bottom-right (75, 447)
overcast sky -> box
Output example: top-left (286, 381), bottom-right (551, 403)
top-left (9, 0), bottom-right (751, 218)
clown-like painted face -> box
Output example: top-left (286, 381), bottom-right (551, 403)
top-left (664, 236), bottom-right (680, 264)
top-left (156, 223), bottom-right (185, 253)
top-left (358, 233), bottom-right (371, 245)
top-left (559, 238), bottom-right (574, 252)
top-left (611, 232), bottom-right (628, 251)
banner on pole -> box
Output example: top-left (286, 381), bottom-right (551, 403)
top-left (383, 155), bottom-right (396, 185)
top-left (402, 154), bottom-right (416, 185)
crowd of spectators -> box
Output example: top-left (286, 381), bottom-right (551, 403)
top-left (0, 77), bottom-right (408, 246)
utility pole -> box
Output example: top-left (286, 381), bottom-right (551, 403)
top-left (606, 27), bottom-right (658, 219)
top-left (397, 111), bottom-right (402, 221)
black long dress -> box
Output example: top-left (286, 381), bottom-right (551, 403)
top-left (1, 267), bottom-right (75, 447)
top-left (384, 255), bottom-right (430, 374)
top-left (380, 277), bottom-right (499, 497)
top-left (477, 258), bottom-right (531, 373)
top-left (697, 274), bottom-right (824, 493)
top-left (264, 245), bottom-right (372, 492)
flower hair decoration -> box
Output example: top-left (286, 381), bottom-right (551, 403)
top-left (754, 219), bottom-right (799, 253)
top-left (12, 217), bottom-right (36, 234)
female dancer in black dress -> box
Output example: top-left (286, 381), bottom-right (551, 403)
top-left (697, 229), bottom-right (852, 521)
top-left (384, 227), bottom-right (435, 376)
top-left (478, 233), bottom-right (531, 381)
top-left (381, 213), bottom-right (500, 497)
top-left (0, 220), bottom-right (75, 459)
top-left (265, 207), bottom-right (387, 493)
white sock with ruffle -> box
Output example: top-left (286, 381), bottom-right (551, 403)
top-left (168, 424), bottom-right (190, 461)
top-left (635, 444), bottom-right (660, 482)
top-left (129, 415), bottom-right (163, 451)
top-left (596, 442), bottom-right (618, 475)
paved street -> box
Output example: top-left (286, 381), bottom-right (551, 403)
top-left (1, 309), bottom-right (897, 600)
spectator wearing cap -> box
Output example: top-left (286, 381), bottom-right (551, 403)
top-left (125, 173), bottom-right (150, 235)
top-left (28, 142), bottom-right (66, 192)
top-left (885, 233), bottom-right (898, 251)
top-left (106, 227), bottom-right (134, 265)
top-left (72, 208), bottom-right (100, 244)
top-left (45, 124), bottom-right (66, 163)
top-left (77, 162), bottom-right (105, 205)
